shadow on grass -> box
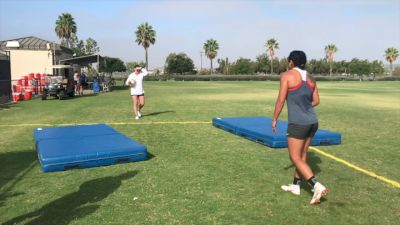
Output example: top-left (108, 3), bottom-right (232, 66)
top-left (3, 171), bottom-right (138, 225)
top-left (283, 151), bottom-right (322, 175)
top-left (0, 102), bottom-right (19, 111)
top-left (147, 152), bottom-right (156, 160)
top-left (143, 110), bottom-right (175, 117)
top-left (0, 151), bottom-right (37, 206)
top-left (111, 85), bottom-right (129, 91)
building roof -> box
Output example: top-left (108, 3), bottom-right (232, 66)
top-left (0, 36), bottom-right (73, 53)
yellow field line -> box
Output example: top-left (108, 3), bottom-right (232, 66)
top-left (309, 146), bottom-right (400, 189)
top-left (0, 121), bottom-right (212, 127)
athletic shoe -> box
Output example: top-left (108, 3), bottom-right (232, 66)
top-left (310, 182), bottom-right (328, 205)
top-left (137, 111), bottom-right (142, 118)
top-left (281, 184), bottom-right (300, 195)
top-left (135, 116), bottom-right (139, 120)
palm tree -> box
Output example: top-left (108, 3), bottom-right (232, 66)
top-left (385, 47), bottom-right (399, 76)
top-left (135, 22), bottom-right (156, 70)
top-left (265, 38), bottom-right (279, 74)
top-left (325, 44), bottom-right (338, 76)
top-left (55, 13), bottom-right (77, 48)
top-left (203, 39), bottom-right (219, 74)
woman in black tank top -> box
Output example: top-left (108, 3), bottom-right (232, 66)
top-left (272, 50), bottom-right (328, 205)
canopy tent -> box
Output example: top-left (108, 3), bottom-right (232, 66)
top-left (60, 55), bottom-right (102, 65)
top-left (44, 65), bottom-right (72, 74)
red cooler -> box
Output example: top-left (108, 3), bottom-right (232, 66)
top-left (12, 92), bottom-right (22, 102)
top-left (15, 85), bottom-right (22, 92)
top-left (24, 90), bottom-right (33, 100)
top-left (23, 76), bottom-right (28, 86)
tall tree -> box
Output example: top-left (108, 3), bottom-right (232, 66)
top-left (203, 39), bottom-right (219, 74)
top-left (325, 44), bottom-right (338, 76)
top-left (72, 36), bottom-right (100, 57)
top-left (165, 53), bottom-right (195, 74)
top-left (265, 38), bottom-right (279, 74)
top-left (135, 22), bottom-right (156, 70)
top-left (385, 47), bottom-right (399, 76)
top-left (55, 13), bottom-right (77, 48)
top-left (99, 57), bottom-right (126, 74)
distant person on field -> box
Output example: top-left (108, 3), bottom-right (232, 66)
top-left (74, 71), bottom-right (80, 95)
top-left (125, 65), bottom-right (148, 120)
top-left (78, 72), bottom-right (87, 96)
top-left (272, 50), bottom-right (328, 205)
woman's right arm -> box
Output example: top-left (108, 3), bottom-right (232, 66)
top-left (272, 73), bottom-right (289, 133)
top-left (125, 74), bottom-right (131, 85)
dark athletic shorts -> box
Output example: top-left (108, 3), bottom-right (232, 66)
top-left (131, 93), bottom-right (145, 97)
top-left (287, 123), bottom-right (318, 140)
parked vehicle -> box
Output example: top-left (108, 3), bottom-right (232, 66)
top-left (41, 65), bottom-right (75, 100)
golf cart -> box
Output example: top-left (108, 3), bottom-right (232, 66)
top-left (42, 65), bottom-right (75, 100)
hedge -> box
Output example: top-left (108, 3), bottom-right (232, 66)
top-left (144, 75), bottom-right (400, 82)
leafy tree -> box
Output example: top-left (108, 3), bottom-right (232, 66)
top-left (349, 58), bottom-right (370, 79)
top-left (230, 58), bottom-right (255, 74)
top-left (217, 58), bottom-right (230, 74)
top-left (203, 39), bottom-right (219, 74)
top-left (55, 13), bottom-right (77, 48)
top-left (254, 53), bottom-right (270, 74)
top-left (99, 57), bottom-right (126, 74)
top-left (135, 22), bottom-right (156, 70)
top-left (85, 38), bottom-right (100, 55)
top-left (71, 36), bottom-right (100, 57)
top-left (71, 35), bottom-right (85, 57)
top-left (126, 61), bottom-right (146, 72)
top-left (370, 60), bottom-right (385, 76)
top-left (276, 58), bottom-right (288, 74)
top-left (325, 44), bottom-right (338, 76)
top-left (164, 53), bottom-right (195, 74)
top-left (385, 47), bottom-right (399, 76)
top-left (265, 38), bottom-right (279, 74)
top-left (393, 66), bottom-right (400, 77)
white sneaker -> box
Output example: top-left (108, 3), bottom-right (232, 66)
top-left (135, 116), bottom-right (139, 120)
top-left (137, 111), bottom-right (142, 118)
top-left (281, 184), bottom-right (300, 196)
top-left (310, 182), bottom-right (328, 205)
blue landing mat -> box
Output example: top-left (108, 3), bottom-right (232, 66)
top-left (212, 117), bottom-right (341, 148)
top-left (34, 124), bottom-right (147, 172)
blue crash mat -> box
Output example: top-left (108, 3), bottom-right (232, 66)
top-left (212, 117), bottom-right (341, 148)
top-left (34, 124), bottom-right (147, 172)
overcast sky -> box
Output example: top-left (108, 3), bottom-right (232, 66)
top-left (1, 0), bottom-right (399, 69)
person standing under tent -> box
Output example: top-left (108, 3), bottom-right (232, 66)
top-left (125, 65), bottom-right (148, 120)
top-left (272, 50), bottom-right (328, 205)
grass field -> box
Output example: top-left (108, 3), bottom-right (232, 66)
top-left (0, 81), bottom-right (399, 225)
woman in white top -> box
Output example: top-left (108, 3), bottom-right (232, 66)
top-left (125, 65), bottom-right (148, 119)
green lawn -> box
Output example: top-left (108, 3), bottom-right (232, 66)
top-left (0, 81), bottom-right (399, 225)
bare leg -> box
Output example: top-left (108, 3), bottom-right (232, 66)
top-left (138, 95), bottom-right (145, 111)
top-left (132, 96), bottom-right (139, 116)
top-left (294, 137), bottom-right (312, 179)
top-left (288, 137), bottom-right (314, 180)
